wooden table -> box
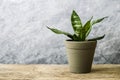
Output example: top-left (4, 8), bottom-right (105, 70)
top-left (0, 64), bottom-right (119, 80)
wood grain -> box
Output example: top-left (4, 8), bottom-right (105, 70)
top-left (0, 64), bottom-right (119, 80)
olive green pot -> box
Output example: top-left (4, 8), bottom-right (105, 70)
top-left (65, 40), bottom-right (97, 73)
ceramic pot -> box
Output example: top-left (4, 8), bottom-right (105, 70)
top-left (65, 40), bottom-right (97, 73)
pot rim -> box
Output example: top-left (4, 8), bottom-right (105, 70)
top-left (65, 40), bottom-right (97, 43)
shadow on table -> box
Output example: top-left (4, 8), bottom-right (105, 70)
top-left (91, 65), bottom-right (120, 73)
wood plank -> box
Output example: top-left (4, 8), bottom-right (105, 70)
top-left (0, 64), bottom-right (119, 80)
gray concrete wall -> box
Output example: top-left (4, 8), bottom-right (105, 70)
top-left (0, 0), bottom-right (120, 64)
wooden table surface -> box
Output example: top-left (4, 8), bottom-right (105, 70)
top-left (0, 64), bottom-right (119, 80)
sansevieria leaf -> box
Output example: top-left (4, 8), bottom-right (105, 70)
top-left (71, 10), bottom-right (82, 34)
top-left (83, 16), bottom-right (93, 37)
top-left (72, 34), bottom-right (79, 41)
top-left (92, 16), bottom-right (108, 25)
top-left (47, 27), bottom-right (73, 39)
top-left (87, 34), bottom-right (105, 41)
top-left (47, 10), bottom-right (107, 41)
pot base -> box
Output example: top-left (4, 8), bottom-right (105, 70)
top-left (69, 66), bottom-right (91, 73)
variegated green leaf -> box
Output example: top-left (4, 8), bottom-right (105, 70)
top-left (72, 34), bottom-right (79, 41)
top-left (92, 16), bottom-right (108, 25)
top-left (47, 10), bottom-right (106, 41)
top-left (47, 27), bottom-right (73, 39)
top-left (87, 34), bottom-right (105, 41)
top-left (71, 10), bottom-right (82, 34)
top-left (83, 16), bottom-right (93, 37)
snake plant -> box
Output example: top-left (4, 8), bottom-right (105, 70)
top-left (47, 10), bottom-right (108, 41)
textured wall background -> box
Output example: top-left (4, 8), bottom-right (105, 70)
top-left (0, 0), bottom-right (120, 64)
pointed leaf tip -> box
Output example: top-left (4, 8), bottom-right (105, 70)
top-left (92, 16), bottom-right (108, 25)
top-left (73, 10), bottom-right (76, 12)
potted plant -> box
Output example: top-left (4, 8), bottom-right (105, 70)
top-left (47, 10), bottom-right (107, 73)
